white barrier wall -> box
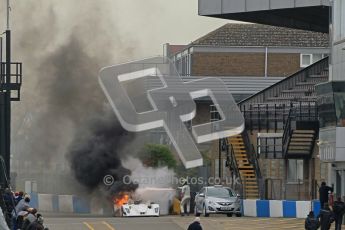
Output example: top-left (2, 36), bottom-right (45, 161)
top-left (243, 199), bottom-right (257, 217)
top-left (58, 195), bottom-right (73, 213)
top-left (37, 194), bottom-right (54, 212)
top-left (296, 201), bottom-right (311, 218)
top-left (269, 200), bottom-right (283, 218)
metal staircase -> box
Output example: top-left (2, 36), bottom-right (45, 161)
top-left (239, 58), bottom-right (327, 159)
top-left (215, 57), bottom-right (328, 199)
top-left (286, 130), bottom-right (316, 157)
top-left (228, 134), bottom-right (261, 199)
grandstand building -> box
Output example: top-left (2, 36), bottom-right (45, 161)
top-left (197, 0), bottom-right (345, 201)
top-left (162, 22), bottom-right (331, 199)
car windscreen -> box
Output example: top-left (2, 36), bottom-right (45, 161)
top-left (206, 187), bottom-right (234, 198)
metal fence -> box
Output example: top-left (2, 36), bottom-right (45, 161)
top-left (240, 101), bottom-right (318, 132)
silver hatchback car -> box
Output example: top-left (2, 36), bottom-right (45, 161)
top-left (194, 185), bottom-right (241, 217)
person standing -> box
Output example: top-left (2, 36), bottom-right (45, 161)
top-left (333, 197), bottom-right (345, 230)
top-left (319, 182), bottom-right (334, 209)
top-left (179, 178), bottom-right (191, 216)
top-left (187, 217), bottom-right (202, 230)
top-left (318, 203), bottom-right (335, 230)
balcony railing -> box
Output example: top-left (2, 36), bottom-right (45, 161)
top-left (240, 101), bottom-right (318, 132)
top-left (0, 62), bottom-right (22, 101)
top-left (257, 135), bottom-right (283, 159)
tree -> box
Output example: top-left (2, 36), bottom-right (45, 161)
top-left (139, 144), bottom-right (177, 169)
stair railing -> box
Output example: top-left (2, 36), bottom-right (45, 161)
top-left (242, 131), bottom-right (264, 199)
top-left (282, 108), bottom-right (293, 158)
top-left (226, 139), bottom-right (244, 197)
top-left (282, 102), bottom-right (319, 158)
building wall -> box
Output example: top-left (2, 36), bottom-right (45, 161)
top-left (192, 52), bottom-right (301, 77)
top-left (267, 53), bottom-right (300, 77)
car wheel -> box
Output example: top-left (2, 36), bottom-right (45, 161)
top-left (236, 213), bottom-right (242, 217)
top-left (227, 213), bottom-right (232, 217)
top-left (203, 205), bottom-right (209, 217)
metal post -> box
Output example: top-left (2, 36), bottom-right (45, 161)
top-left (6, 0), bottom-right (10, 30)
top-left (0, 30), bottom-right (11, 187)
top-left (6, 31), bottom-right (10, 85)
top-left (219, 139), bottom-right (222, 179)
top-left (249, 104), bottom-right (253, 133)
top-left (0, 37), bottom-right (2, 67)
top-left (265, 47), bottom-right (268, 77)
top-left (266, 103), bottom-right (269, 132)
top-left (258, 105), bottom-right (261, 131)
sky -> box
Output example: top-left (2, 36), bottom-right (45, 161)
top-left (1, 0), bottom-right (232, 58)
top-left (0, 0), bottom-right (232, 172)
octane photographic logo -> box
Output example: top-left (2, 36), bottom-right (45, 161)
top-left (99, 57), bottom-right (244, 168)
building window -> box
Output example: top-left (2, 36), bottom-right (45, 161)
top-left (301, 54), bottom-right (312, 67)
top-left (287, 159), bottom-right (304, 183)
top-left (210, 104), bottom-right (221, 131)
top-left (300, 54), bottom-right (328, 67)
top-left (173, 53), bottom-right (191, 76)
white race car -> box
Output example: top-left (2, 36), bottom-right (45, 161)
top-left (120, 201), bottom-right (160, 217)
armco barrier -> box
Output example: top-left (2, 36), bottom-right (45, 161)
top-left (72, 196), bottom-right (90, 214)
top-left (29, 193), bottom-right (100, 214)
top-left (29, 193), bottom-right (321, 218)
top-left (242, 199), bottom-right (321, 218)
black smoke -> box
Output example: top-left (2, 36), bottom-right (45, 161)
top-left (67, 110), bottom-right (139, 196)
top-left (9, 1), bottom-right (139, 196)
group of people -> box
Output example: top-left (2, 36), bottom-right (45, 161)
top-left (305, 199), bottom-right (345, 230)
top-left (305, 182), bottom-right (345, 230)
top-left (4, 190), bottom-right (48, 230)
